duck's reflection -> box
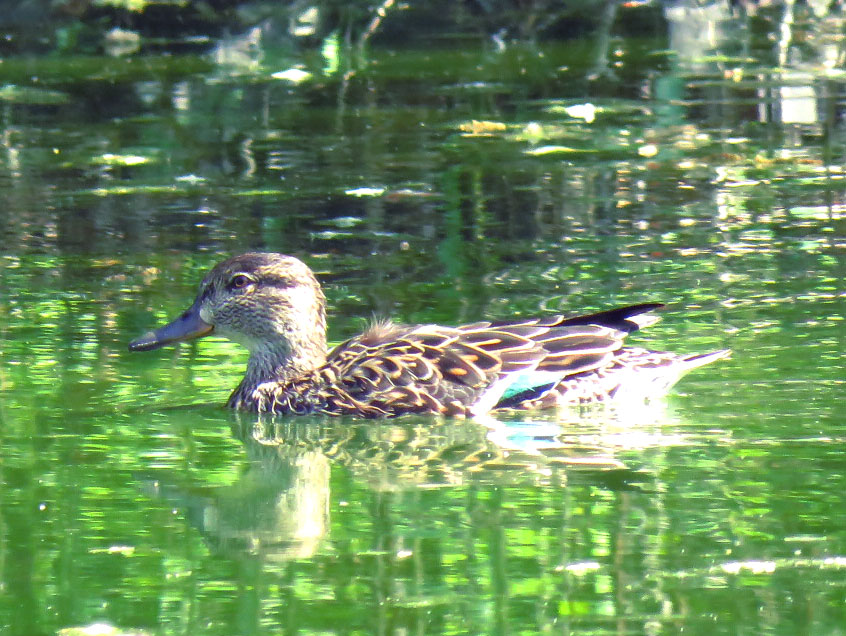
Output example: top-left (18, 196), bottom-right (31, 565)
top-left (146, 410), bottom-right (654, 561)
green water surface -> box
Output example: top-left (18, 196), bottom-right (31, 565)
top-left (0, 7), bottom-right (844, 636)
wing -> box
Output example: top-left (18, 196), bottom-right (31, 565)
top-left (311, 305), bottom-right (654, 416)
top-left (314, 322), bottom-right (543, 416)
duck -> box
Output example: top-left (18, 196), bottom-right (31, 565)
top-left (129, 252), bottom-right (730, 417)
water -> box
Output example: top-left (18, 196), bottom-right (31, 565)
top-left (1, 5), bottom-right (845, 635)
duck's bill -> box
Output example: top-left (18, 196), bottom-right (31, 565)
top-left (129, 304), bottom-right (214, 352)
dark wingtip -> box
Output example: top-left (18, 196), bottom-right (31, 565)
top-left (561, 303), bottom-right (665, 333)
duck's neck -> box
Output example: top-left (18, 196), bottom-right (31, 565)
top-left (228, 329), bottom-right (328, 409)
top-left (248, 337), bottom-right (327, 384)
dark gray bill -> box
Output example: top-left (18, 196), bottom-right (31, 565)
top-left (129, 302), bottom-right (213, 352)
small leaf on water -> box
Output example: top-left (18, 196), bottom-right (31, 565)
top-left (563, 103), bottom-right (597, 123)
top-left (271, 68), bottom-right (312, 83)
top-left (458, 120), bottom-right (507, 136)
top-left (345, 187), bottom-right (386, 197)
top-left (638, 144), bottom-right (658, 157)
top-left (524, 145), bottom-right (586, 156)
top-left (93, 153), bottom-right (152, 166)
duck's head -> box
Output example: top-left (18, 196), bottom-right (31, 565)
top-left (129, 253), bottom-right (328, 376)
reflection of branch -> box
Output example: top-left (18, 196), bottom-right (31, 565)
top-left (359, 0), bottom-right (397, 50)
top-left (588, 0), bottom-right (618, 80)
top-left (777, 0), bottom-right (796, 67)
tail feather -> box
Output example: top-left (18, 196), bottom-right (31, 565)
top-left (679, 349), bottom-right (732, 371)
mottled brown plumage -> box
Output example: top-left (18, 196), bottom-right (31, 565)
top-left (129, 253), bottom-right (730, 417)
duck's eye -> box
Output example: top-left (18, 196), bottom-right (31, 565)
top-left (229, 274), bottom-right (251, 290)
